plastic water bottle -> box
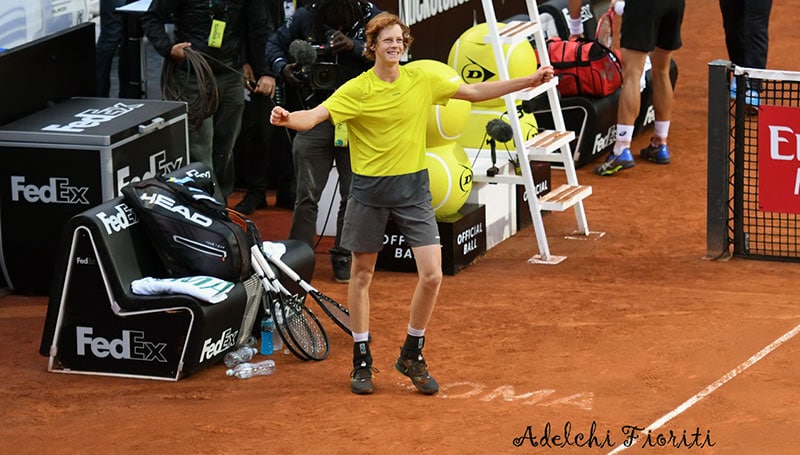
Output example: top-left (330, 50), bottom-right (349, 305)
top-left (226, 359), bottom-right (276, 379)
top-left (261, 316), bottom-right (275, 355)
top-left (273, 309), bottom-right (290, 355)
top-left (223, 345), bottom-right (257, 368)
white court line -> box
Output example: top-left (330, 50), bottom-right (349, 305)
top-left (608, 322), bottom-right (800, 454)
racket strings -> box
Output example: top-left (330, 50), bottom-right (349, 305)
top-left (596, 11), bottom-right (614, 48)
top-left (282, 295), bottom-right (329, 360)
top-left (270, 294), bottom-right (310, 360)
top-left (315, 292), bottom-right (351, 333)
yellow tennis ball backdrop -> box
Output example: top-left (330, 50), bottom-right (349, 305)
top-left (404, 59), bottom-right (472, 148)
top-left (426, 142), bottom-right (473, 218)
top-left (457, 105), bottom-right (540, 151)
top-left (447, 22), bottom-right (538, 109)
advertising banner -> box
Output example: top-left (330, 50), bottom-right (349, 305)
top-left (758, 105), bottom-right (800, 214)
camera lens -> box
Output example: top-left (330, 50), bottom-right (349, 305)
top-left (310, 63), bottom-right (341, 91)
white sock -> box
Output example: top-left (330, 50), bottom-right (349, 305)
top-left (654, 121), bottom-right (670, 143)
top-left (614, 124), bottom-right (634, 155)
top-left (407, 325), bottom-right (425, 337)
top-left (353, 331), bottom-right (369, 343)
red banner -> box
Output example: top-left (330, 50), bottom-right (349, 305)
top-left (758, 105), bottom-right (800, 213)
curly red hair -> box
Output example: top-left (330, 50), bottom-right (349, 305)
top-left (363, 12), bottom-right (414, 61)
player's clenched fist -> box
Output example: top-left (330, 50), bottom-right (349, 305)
top-left (270, 106), bottom-right (290, 126)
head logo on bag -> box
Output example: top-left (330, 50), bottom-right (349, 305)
top-left (138, 191), bottom-right (214, 227)
top-left (121, 165), bottom-right (256, 282)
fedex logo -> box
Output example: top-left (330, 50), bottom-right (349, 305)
top-left (593, 125), bottom-right (617, 155)
top-left (96, 202), bottom-right (139, 235)
top-left (41, 102), bottom-right (144, 133)
top-left (76, 326), bottom-right (167, 362)
top-left (116, 151), bottom-right (184, 194)
top-left (75, 257), bottom-right (97, 265)
top-left (641, 105), bottom-right (656, 128)
top-left (200, 328), bottom-right (238, 362)
top-left (10, 176), bottom-right (90, 205)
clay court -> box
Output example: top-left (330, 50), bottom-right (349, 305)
top-left (3, 1), bottom-right (800, 453)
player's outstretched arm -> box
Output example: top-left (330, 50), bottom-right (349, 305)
top-left (270, 105), bottom-right (331, 131)
top-left (452, 65), bottom-right (554, 103)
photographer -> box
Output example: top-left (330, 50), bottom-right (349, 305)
top-left (266, 0), bottom-right (380, 283)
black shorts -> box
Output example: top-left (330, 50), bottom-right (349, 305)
top-left (620, 0), bottom-right (685, 52)
top-left (340, 197), bottom-right (440, 253)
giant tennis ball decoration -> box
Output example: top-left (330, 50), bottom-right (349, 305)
top-left (457, 106), bottom-right (539, 151)
top-left (448, 22), bottom-right (538, 109)
top-left (426, 142), bottom-right (473, 218)
top-left (405, 59), bottom-right (472, 148)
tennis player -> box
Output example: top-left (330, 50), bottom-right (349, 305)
top-left (270, 12), bottom-right (554, 395)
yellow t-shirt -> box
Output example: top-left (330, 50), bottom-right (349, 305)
top-left (322, 64), bottom-right (460, 177)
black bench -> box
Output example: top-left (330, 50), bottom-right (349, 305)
top-left (38, 196), bottom-right (314, 380)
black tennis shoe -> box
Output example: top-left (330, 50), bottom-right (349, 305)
top-left (350, 361), bottom-right (377, 395)
top-left (332, 255), bottom-right (351, 283)
top-left (233, 191), bottom-right (267, 215)
top-left (395, 354), bottom-right (439, 395)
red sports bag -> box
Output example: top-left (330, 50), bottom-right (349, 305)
top-left (546, 37), bottom-right (623, 98)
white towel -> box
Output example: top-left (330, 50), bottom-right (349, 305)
top-left (131, 276), bottom-right (235, 304)
top-left (262, 241), bottom-right (287, 259)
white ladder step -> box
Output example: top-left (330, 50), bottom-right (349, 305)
top-left (539, 184), bottom-right (592, 212)
top-left (524, 130), bottom-right (575, 157)
top-left (484, 20), bottom-right (541, 45)
top-left (472, 173), bottom-right (524, 185)
top-left (512, 78), bottom-right (559, 102)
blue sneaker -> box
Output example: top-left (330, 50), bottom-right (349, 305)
top-left (640, 142), bottom-right (671, 164)
top-left (594, 148), bottom-right (635, 176)
top-left (744, 89), bottom-right (760, 107)
top-left (730, 78), bottom-right (760, 107)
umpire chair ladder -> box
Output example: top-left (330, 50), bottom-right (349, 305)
top-left (474, 0), bottom-right (594, 264)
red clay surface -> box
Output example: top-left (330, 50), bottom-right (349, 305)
top-left (3, 1), bottom-right (800, 453)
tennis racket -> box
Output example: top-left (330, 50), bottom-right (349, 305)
top-left (595, 9), bottom-right (614, 49)
top-left (278, 293), bottom-right (329, 361)
top-left (267, 292), bottom-right (311, 360)
top-left (250, 249), bottom-right (310, 360)
top-left (261, 241), bottom-right (352, 336)
top-left (250, 246), bottom-right (329, 361)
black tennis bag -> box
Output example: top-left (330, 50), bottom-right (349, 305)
top-left (121, 167), bottom-right (256, 282)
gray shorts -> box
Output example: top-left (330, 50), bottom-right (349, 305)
top-left (340, 197), bottom-right (441, 253)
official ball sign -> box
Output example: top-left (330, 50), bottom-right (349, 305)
top-left (758, 105), bottom-right (800, 213)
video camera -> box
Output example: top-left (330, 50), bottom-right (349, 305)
top-left (289, 40), bottom-right (342, 91)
